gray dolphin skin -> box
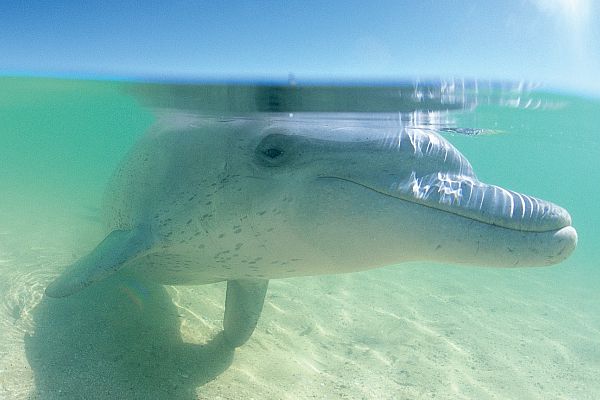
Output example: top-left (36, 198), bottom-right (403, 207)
top-left (45, 93), bottom-right (577, 348)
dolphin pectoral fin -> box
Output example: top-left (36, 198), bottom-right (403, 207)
top-left (45, 227), bottom-right (153, 298)
top-left (223, 278), bottom-right (269, 348)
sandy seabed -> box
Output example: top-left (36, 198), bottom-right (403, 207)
top-left (1, 204), bottom-right (599, 400)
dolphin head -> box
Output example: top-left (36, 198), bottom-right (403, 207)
top-left (232, 114), bottom-right (577, 273)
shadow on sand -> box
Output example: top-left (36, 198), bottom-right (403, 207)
top-left (25, 275), bottom-right (234, 399)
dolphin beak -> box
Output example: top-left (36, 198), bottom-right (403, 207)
top-left (387, 172), bottom-right (578, 266)
top-left (320, 172), bottom-right (577, 266)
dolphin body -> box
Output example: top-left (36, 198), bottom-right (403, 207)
top-left (46, 111), bottom-right (577, 347)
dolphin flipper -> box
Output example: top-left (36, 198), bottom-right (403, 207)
top-left (45, 227), bottom-right (153, 298)
top-left (223, 279), bottom-right (269, 348)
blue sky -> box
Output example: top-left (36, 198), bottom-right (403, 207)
top-left (1, 1), bottom-right (599, 94)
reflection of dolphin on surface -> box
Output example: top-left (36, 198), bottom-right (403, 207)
top-left (46, 111), bottom-right (577, 348)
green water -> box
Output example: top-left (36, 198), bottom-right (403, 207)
top-left (0, 77), bottom-right (599, 399)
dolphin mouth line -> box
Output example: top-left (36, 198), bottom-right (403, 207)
top-left (317, 176), bottom-right (573, 233)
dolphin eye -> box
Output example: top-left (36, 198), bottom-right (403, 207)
top-left (256, 133), bottom-right (295, 167)
top-left (263, 148), bottom-right (284, 159)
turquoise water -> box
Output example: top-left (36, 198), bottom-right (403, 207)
top-left (0, 77), bottom-right (599, 399)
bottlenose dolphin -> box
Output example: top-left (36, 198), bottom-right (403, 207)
top-left (46, 112), bottom-right (577, 347)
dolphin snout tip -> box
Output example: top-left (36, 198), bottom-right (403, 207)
top-left (552, 205), bottom-right (572, 230)
top-left (551, 225), bottom-right (577, 264)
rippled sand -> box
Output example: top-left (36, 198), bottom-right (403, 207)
top-left (1, 205), bottom-right (599, 400)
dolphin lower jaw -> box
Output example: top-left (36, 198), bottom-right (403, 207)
top-left (318, 173), bottom-right (573, 233)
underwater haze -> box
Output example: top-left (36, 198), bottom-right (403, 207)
top-left (0, 77), bottom-right (599, 399)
